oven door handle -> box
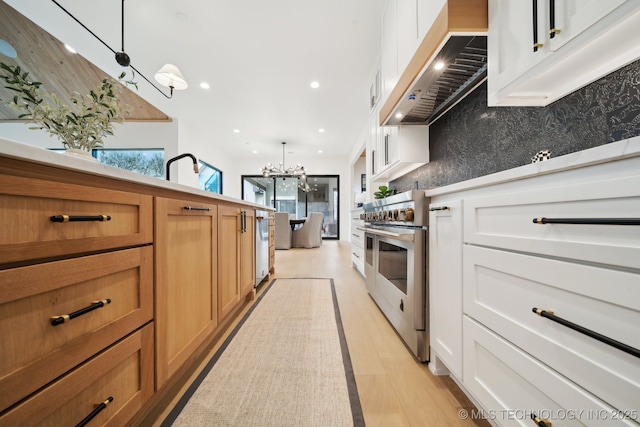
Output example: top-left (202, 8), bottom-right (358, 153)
top-left (358, 227), bottom-right (415, 242)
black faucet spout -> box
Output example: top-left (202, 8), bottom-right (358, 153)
top-left (166, 153), bottom-right (199, 181)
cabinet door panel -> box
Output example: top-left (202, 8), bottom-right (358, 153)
top-left (549, 0), bottom-right (627, 51)
top-left (428, 199), bottom-right (463, 377)
top-left (0, 324), bottom-right (154, 427)
top-left (0, 174), bottom-right (152, 264)
top-left (218, 205), bottom-right (241, 321)
top-left (464, 245), bottom-right (640, 414)
top-left (463, 317), bottom-right (634, 427)
top-left (0, 246), bottom-right (152, 412)
top-left (155, 197), bottom-right (217, 387)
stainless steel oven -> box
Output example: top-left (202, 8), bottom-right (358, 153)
top-left (359, 190), bottom-right (429, 362)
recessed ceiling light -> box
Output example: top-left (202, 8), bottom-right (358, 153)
top-left (310, 81), bottom-right (320, 89)
top-left (200, 82), bottom-right (210, 89)
top-left (64, 44), bottom-right (76, 54)
top-left (233, 129), bottom-right (240, 133)
top-left (395, 112), bottom-right (403, 118)
top-left (433, 61), bottom-right (445, 70)
top-left (318, 150), bottom-right (323, 154)
top-left (175, 12), bottom-right (188, 22)
top-left (318, 128), bottom-right (325, 133)
top-left (252, 150), bottom-right (258, 154)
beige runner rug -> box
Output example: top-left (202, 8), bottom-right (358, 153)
top-left (161, 278), bottom-right (364, 427)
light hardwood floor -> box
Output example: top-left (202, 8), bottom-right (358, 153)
top-left (154, 241), bottom-right (489, 427)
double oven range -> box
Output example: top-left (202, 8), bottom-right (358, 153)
top-left (359, 190), bottom-right (429, 362)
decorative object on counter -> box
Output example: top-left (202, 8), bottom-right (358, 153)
top-left (50, 0), bottom-right (187, 99)
top-left (261, 141), bottom-right (311, 192)
top-left (531, 149), bottom-right (552, 163)
top-left (374, 185), bottom-right (395, 199)
top-left (0, 62), bottom-right (131, 153)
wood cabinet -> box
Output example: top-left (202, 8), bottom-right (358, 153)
top-left (154, 197), bottom-right (218, 388)
top-left (0, 171), bottom-right (154, 426)
top-left (0, 247), bottom-right (153, 413)
top-left (487, 0), bottom-right (640, 106)
top-left (0, 174), bottom-right (152, 265)
top-left (428, 199), bottom-right (462, 378)
top-left (217, 205), bottom-right (255, 322)
top-left (0, 324), bottom-right (154, 427)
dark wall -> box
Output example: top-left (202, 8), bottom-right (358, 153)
top-left (391, 59), bottom-right (640, 192)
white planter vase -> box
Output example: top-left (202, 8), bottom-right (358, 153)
top-left (65, 148), bottom-right (98, 162)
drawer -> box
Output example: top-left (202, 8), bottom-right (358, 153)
top-left (0, 246), bottom-right (153, 412)
top-left (0, 174), bottom-right (153, 264)
top-left (351, 225), bottom-right (365, 247)
top-left (463, 245), bottom-right (640, 414)
top-left (463, 316), bottom-right (636, 427)
top-left (463, 173), bottom-right (640, 269)
top-left (0, 324), bottom-right (154, 427)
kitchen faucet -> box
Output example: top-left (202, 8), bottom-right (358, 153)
top-left (166, 153), bottom-right (199, 181)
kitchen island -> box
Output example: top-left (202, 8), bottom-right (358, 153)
top-left (0, 138), bottom-right (273, 426)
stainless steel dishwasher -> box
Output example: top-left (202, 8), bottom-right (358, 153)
top-left (255, 210), bottom-right (270, 287)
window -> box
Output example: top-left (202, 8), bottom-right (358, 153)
top-left (242, 175), bottom-right (340, 239)
top-left (54, 148), bottom-right (165, 178)
top-left (198, 160), bottom-right (223, 194)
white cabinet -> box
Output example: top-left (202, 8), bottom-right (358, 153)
top-left (488, 0), bottom-right (640, 106)
top-left (381, 0), bottom-right (399, 105)
top-left (350, 208), bottom-right (365, 276)
top-left (457, 152), bottom-right (640, 426)
top-left (428, 199), bottom-right (463, 378)
top-left (372, 125), bottom-right (429, 181)
top-left (548, 0), bottom-right (628, 51)
top-left (463, 316), bottom-right (635, 427)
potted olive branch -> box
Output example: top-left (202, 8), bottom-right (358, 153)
top-left (0, 62), bottom-right (132, 154)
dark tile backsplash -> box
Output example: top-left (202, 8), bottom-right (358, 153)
top-left (391, 59), bottom-right (640, 192)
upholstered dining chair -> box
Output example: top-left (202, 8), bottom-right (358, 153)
top-left (291, 212), bottom-right (324, 248)
top-left (274, 212), bottom-right (292, 250)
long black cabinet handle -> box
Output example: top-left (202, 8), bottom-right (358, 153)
top-left (533, 308), bottom-right (640, 359)
top-left (532, 0), bottom-right (543, 52)
top-left (183, 206), bottom-right (210, 211)
top-left (549, 0), bottom-right (560, 38)
top-left (531, 413), bottom-right (552, 427)
top-left (51, 299), bottom-right (111, 326)
top-left (76, 396), bottom-right (113, 427)
top-left (50, 215), bottom-right (111, 222)
top-left (429, 206), bottom-right (449, 211)
top-left (533, 217), bottom-right (640, 225)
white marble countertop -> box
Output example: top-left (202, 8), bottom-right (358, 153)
top-left (425, 136), bottom-right (640, 198)
top-left (0, 137), bottom-right (272, 210)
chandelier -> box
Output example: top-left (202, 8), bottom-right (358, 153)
top-left (261, 142), bottom-right (311, 191)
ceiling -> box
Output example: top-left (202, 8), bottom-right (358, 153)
top-left (0, 0), bottom-right (384, 161)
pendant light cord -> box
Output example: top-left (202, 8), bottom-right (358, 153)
top-left (50, 0), bottom-right (173, 99)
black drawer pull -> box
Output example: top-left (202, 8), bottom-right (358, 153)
top-left (76, 396), bottom-right (113, 427)
top-left (532, 0), bottom-right (543, 52)
top-left (533, 308), bottom-right (640, 359)
top-left (533, 217), bottom-right (640, 226)
top-left (429, 206), bottom-right (449, 211)
top-left (183, 206), bottom-right (210, 211)
top-left (50, 215), bottom-right (111, 222)
top-left (549, 0), bottom-right (559, 38)
top-left (51, 299), bottom-right (111, 326)
top-left (531, 413), bottom-right (552, 427)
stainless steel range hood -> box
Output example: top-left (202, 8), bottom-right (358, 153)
top-left (380, 0), bottom-right (488, 126)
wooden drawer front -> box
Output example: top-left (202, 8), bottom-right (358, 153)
top-left (463, 245), bottom-right (640, 414)
top-left (463, 317), bottom-right (636, 427)
top-left (0, 246), bottom-right (153, 412)
top-left (0, 174), bottom-right (152, 264)
top-left (463, 173), bottom-right (640, 269)
top-left (0, 324), bottom-right (154, 427)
